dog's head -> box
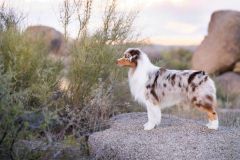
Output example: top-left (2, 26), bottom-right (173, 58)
top-left (116, 48), bottom-right (141, 68)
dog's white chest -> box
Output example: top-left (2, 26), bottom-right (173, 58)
top-left (128, 71), bottom-right (148, 104)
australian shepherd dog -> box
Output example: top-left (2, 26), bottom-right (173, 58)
top-left (116, 48), bottom-right (219, 130)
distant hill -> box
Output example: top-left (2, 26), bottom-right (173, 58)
top-left (140, 44), bottom-right (197, 59)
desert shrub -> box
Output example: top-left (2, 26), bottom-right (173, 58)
top-left (0, 0), bottom-right (139, 158)
top-left (0, 27), bottom-right (62, 158)
top-left (0, 2), bottom-right (24, 31)
top-left (154, 48), bottom-right (192, 70)
top-left (55, 37), bottom-right (129, 139)
top-left (0, 29), bottom-right (62, 109)
top-left (53, 0), bottom-right (138, 139)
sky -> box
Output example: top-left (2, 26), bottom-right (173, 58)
top-left (2, 0), bottom-right (240, 45)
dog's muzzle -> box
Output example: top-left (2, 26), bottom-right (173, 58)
top-left (116, 57), bottom-right (125, 67)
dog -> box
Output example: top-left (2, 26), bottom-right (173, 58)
top-left (116, 48), bottom-right (219, 130)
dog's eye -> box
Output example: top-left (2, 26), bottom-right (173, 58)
top-left (125, 54), bottom-right (129, 58)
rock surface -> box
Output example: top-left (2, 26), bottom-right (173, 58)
top-left (89, 112), bottom-right (240, 160)
top-left (215, 72), bottom-right (240, 95)
top-left (192, 10), bottom-right (240, 74)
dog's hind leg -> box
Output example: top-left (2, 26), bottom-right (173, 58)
top-left (191, 96), bottom-right (219, 130)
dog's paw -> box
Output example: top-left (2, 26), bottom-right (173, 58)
top-left (206, 120), bottom-right (219, 130)
top-left (143, 122), bottom-right (155, 130)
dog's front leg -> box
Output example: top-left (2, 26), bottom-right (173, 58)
top-left (144, 103), bottom-right (161, 130)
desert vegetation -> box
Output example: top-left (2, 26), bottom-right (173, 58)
top-left (154, 48), bottom-right (192, 70)
top-left (0, 0), bottom-right (139, 159)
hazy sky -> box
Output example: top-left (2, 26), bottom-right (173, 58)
top-left (2, 0), bottom-right (240, 45)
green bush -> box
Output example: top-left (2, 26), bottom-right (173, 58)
top-left (68, 38), bottom-right (124, 105)
top-left (0, 28), bottom-right (62, 159)
top-left (53, 0), bottom-right (138, 138)
top-left (154, 48), bottom-right (192, 70)
top-left (0, 0), bottom-right (138, 158)
top-left (53, 36), bottom-right (128, 138)
top-left (0, 29), bottom-right (62, 109)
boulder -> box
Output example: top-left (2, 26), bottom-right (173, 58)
top-left (192, 10), bottom-right (240, 74)
top-left (25, 25), bottom-right (67, 56)
top-left (89, 113), bottom-right (240, 160)
top-left (215, 72), bottom-right (240, 96)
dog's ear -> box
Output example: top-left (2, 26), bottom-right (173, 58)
top-left (129, 49), bottom-right (140, 61)
top-left (129, 49), bottom-right (140, 56)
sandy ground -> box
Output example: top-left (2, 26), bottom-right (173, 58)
top-left (89, 112), bottom-right (240, 160)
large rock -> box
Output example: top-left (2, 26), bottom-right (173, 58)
top-left (215, 72), bottom-right (240, 96)
top-left (89, 113), bottom-right (240, 160)
top-left (192, 10), bottom-right (240, 74)
top-left (25, 25), bottom-right (67, 56)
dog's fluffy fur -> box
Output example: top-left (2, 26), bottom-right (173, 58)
top-left (116, 48), bottom-right (219, 130)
